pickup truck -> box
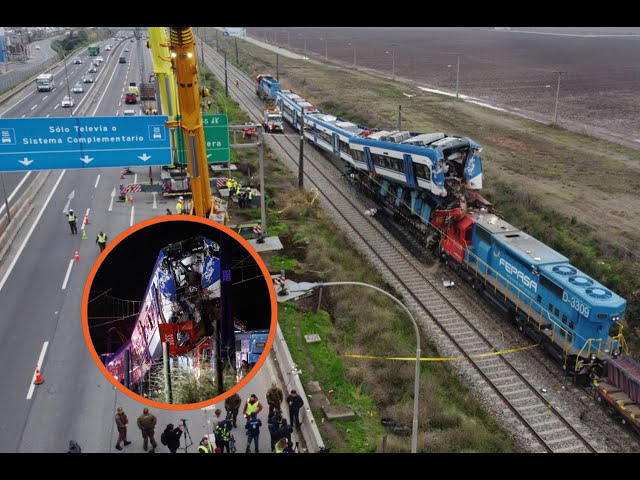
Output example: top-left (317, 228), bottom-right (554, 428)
top-left (124, 92), bottom-right (137, 104)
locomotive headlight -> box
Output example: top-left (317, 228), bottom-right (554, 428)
top-left (590, 353), bottom-right (597, 361)
top-left (611, 315), bottom-right (620, 322)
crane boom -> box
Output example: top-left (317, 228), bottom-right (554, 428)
top-left (146, 27), bottom-right (178, 121)
top-left (168, 27), bottom-right (212, 217)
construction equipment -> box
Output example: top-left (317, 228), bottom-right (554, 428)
top-left (167, 27), bottom-right (212, 218)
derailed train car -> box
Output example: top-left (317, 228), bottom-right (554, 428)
top-left (105, 236), bottom-right (221, 391)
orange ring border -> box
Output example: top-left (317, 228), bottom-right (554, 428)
top-left (81, 215), bottom-right (278, 410)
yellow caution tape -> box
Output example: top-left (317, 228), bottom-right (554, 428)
top-left (345, 343), bottom-right (540, 362)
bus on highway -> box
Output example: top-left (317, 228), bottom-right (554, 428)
top-left (88, 44), bottom-right (100, 56)
top-left (35, 73), bottom-right (55, 92)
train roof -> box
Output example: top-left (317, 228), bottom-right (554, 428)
top-left (309, 114), bottom-right (368, 137)
top-left (539, 263), bottom-right (626, 308)
top-left (469, 209), bottom-right (568, 266)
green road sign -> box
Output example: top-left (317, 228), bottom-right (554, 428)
top-left (175, 114), bottom-right (230, 165)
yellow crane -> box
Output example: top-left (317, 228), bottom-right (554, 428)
top-left (147, 27), bottom-right (211, 217)
top-left (146, 28), bottom-right (178, 123)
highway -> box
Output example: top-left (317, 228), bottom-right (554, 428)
top-left (0, 34), bottom-right (292, 453)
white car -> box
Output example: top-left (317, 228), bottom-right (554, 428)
top-left (124, 47), bottom-right (130, 52)
top-left (83, 75), bottom-right (94, 83)
top-left (105, 45), bottom-right (112, 51)
top-left (73, 58), bottom-right (82, 64)
top-left (61, 96), bottom-right (74, 108)
top-left (35, 45), bottom-right (41, 50)
top-left (96, 56), bottom-right (104, 63)
top-left (72, 83), bottom-right (84, 94)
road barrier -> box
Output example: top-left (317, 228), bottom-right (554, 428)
top-left (0, 171), bottom-right (51, 263)
top-left (270, 323), bottom-right (325, 453)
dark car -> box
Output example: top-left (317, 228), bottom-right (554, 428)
top-left (119, 56), bottom-right (126, 64)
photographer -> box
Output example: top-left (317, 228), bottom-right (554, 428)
top-left (160, 423), bottom-right (183, 454)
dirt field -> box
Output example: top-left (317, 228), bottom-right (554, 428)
top-left (247, 27), bottom-right (640, 146)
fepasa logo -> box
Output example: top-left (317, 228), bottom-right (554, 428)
top-left (499, 258), bottom-right (538, 292)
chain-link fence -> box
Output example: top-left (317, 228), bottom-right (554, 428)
top-left (0, 54), bottom-right (58, 97)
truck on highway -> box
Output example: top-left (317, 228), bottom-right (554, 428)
top-left (35, 73), bottom-right (55, 92)
top-left (139, 82), bottom-right (158, 115)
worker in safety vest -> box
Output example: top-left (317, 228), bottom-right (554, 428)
top-left (197, 437), bottom-right (213, 453)
top-left (96, 231), bottom-right (108, 252)
top-left (247, 188), bottom-right (253, 206)
top-left (243, 394), bottom-right (263, 419)
top-left (67, 209), bottom-right (77, 234)
top-left (176, 196), bottom-right (184, 215)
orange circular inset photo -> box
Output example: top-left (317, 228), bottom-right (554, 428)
top-left (82, 216), bottom-right (277, 410)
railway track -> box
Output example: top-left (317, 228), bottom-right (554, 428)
top-left (201, 42), bottom-right (602, 453)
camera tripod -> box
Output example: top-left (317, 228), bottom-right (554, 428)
top-left (181, 418), bottom-right (193, 453)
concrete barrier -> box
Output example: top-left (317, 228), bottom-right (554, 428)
top-left (0, 171), bottom-right (51, 263)
top-left (271, 323), bottom-right (325, 453)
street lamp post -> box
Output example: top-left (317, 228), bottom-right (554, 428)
top-left (60, 39), bottom-right (74, 117)
top-left (385, 47), bottom-right (396, 81)
top-left (292, 281), bottom-right (420, 453)
top-left (553, 70), bottom-right (566, 124)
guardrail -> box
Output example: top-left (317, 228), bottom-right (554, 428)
top-left (271, 323), bottom-right (325, 453)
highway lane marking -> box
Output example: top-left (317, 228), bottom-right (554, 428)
top-left (130, 205), bottom-right (135, 226)
top-left (0, 172), bottom-right (31, 216)
top-left (80, 207), bottom-right (90, 231)
top-left (0, 170), bottom-right (66, 294)
top-left (46, 114), bottom-right (50, 117)
top-left (61, 258), bottom-right (74, 290)
top-left (91, 53), bottom-right (124, 116)
top-left (108, 187), bottom-right (116, 212)
top-left (43, 95), bottom-right (48, 100)
top-left (21, 115), bottom-right (25, 118)
top-left (30, 104), bottom-right (37, 111)
top-left (94, 174), bottom-right (101, 188)
top-left (26, 341), bottom-right (49, 400)
top-left (133, 173), bottom-right (137, 184)
top-left (54, 104), bottom-right (59, 110)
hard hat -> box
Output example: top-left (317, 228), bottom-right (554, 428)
top-left (69, 209), bottom-right (73, 213)
top-left (179, 196), bottom-right (184, 201)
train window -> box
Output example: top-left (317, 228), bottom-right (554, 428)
top-left (413, 163), bottom-right (429, 180)
top-left (372, 153), bottom-right (404, 173)
top-left (569, 321), bottom-right (575, 330)
top-left (474, 226), bottom-right (491, 245)
top-left (352, 150), bottom-right (364, 162)
top-left (554, 308), bottom-right (559, 317)
top-left (340, 140), bottom-right (350, 153)
top-left (597, 313), bottom-right (607, 319)
top-left (537, 295), bottom-right (542, 303)
top-left (540, 275), bottom-right (564, 299)
top-left (561, 314), bottom-right (567, 324)
top-left (505, 234), bottom-right (521, 238)
top-left (548, 303), bottom-right (553, 311)
top-left (318, 130), bottom-right (332, 145)
top-left (465, 228), bottom-right (473, 243)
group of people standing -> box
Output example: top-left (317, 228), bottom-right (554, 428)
top-left (225, 178), bottom-right (253, 208)
top-left (107, 383), bottom-right (304, 454)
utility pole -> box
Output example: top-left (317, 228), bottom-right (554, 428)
top-left (456, 54), bottom-right (460, 98)
top-left (224, 53), bottom-right (228, 97)
top-left (216, 29), bottom-right (219, 52)
top-left (162, 342), bottom-right (172, 404)
top-left (235, 37), bottom-right (238, 65)
top-left (324, 32), bottom-right (328, 60)
top-left (397, 104), bottom-right (402, 131)
top-left (258, 128), bottom-right (267, 241)
top-left (553, 71), bottom-right (566, 124)
top-left (276, 53), bottom-right (279, 82)
top-left (298, 109), bottom-right (305, 188)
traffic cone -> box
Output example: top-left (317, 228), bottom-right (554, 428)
top-left (129, 195), bottom-right (134, 204)
top-left (74, 250), bottom-right (80, 262)
top-left (84, 213), bottom-right (90, 225)
top-left (34, 365), bottom-right (44, 385)
top-left (81, 230), bottom-right (88, 240)
top-left (120, 170), bottom-right (125, 180)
